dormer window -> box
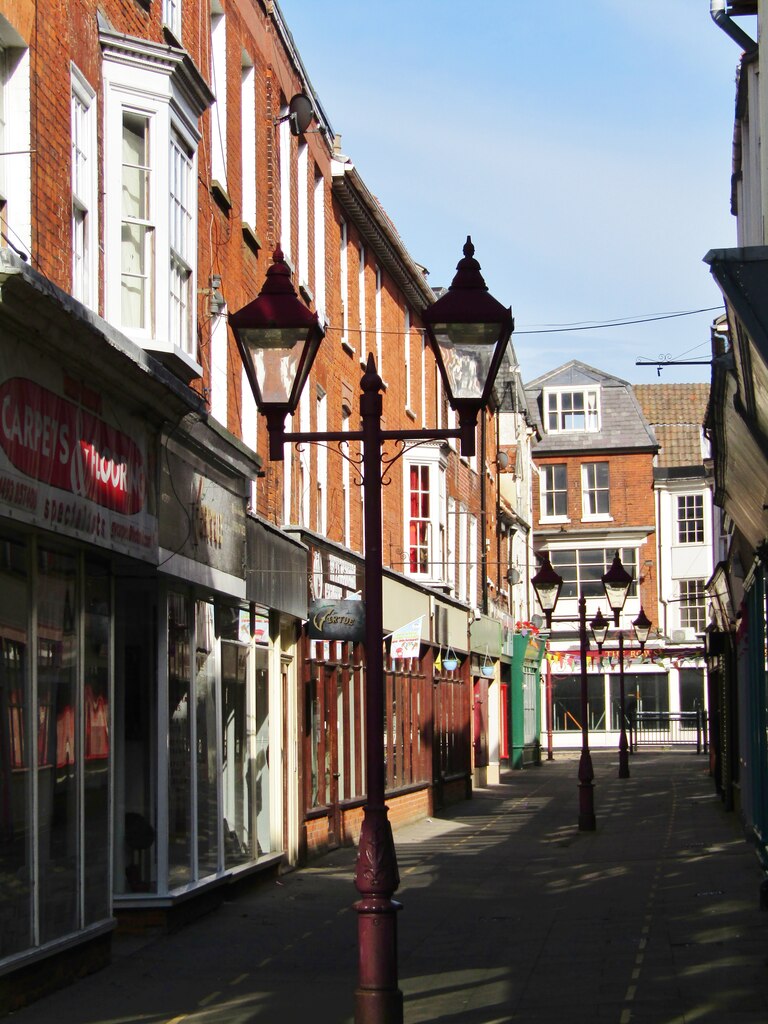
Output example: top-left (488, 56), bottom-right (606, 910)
top-left (544, 388), bottom-right (600, 433)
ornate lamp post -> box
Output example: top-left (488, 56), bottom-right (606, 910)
top-left (589, 554), bottom-right (652, 779)
top-left (231, 239), bottom-right (513, 1024)
top-left (531, 552), bottom-right (596, 830)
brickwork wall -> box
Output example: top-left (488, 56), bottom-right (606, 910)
top-left (533, 450), bottom-right (658, 623)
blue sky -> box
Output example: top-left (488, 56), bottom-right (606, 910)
top-left (279, 0), bottom-right (746, 385)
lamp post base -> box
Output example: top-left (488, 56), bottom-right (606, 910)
top-left (354, 896), bottom-right (404, 1024)
top-left (578, 782), bottom-right (596, 831)
top-left (578, 748), bottom-right (596, 831)
top-left (618, 731), bottom-right (630, 778)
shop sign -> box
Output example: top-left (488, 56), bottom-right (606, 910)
top-left (0, 373), bottom-right (157, 561)
top-left (308, 544), bottom-right (362, 600)
top-left (307, 598), bottom-right (365, 641)
top-left (160, 451), bottom-right (246, 577)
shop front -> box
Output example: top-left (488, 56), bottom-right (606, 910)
top-left (0, 254), bottom-right (200, 1002)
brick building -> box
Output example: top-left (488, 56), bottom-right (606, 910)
top-left (0, 0), bottom-right (515, 1006)
top-left (525, 361), bottom-right (661, 750)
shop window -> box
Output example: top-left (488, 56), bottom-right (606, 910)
top-left (36, 550), bottom-right (79, 944)
top-left (83, 561), bottom-right (110, 925)
top-left (115, 579), bottom-right (157, 897)
top-left (167, 591), bottom-right (192, 888)
top-left (0, 536), bottom-right (29, 956)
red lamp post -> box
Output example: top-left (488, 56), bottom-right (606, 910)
top-left (531, 552), bottom-right (596, 830)
top-left (589, 555), bottom-right (652, 779)
top-left (230, 240), bottom-right (513, 1024)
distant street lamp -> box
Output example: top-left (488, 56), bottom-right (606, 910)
top-left (532, 550), bottom-right (641, 827)
top-left (591, 611), bottom-right (654, 775)
top-left (231, 239), bottom-right (513, 1024)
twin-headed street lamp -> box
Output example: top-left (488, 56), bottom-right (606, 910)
top-left (590, 600), bottom-right (652, 778)
top-left (230, 238), bottom-right (513, 1024)
top-left (531, 550), bottom-right (651, 824)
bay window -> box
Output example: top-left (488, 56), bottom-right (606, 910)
top-left (101, 26), bottom-right (210, 377)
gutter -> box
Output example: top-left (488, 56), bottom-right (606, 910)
top-left (710, 0), bottom-right (757, 52)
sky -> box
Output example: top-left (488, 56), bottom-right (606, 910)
top-left (278, 0), bottom-right (748, 386)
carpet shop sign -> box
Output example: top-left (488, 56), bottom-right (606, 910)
top-left (0, 376), bottom-right (156, 559)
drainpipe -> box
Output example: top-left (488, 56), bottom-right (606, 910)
top-left (710, 0), bottom-right (757, 53)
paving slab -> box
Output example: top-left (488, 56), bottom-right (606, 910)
top-left (7, 750), bottom-right (768, 1023)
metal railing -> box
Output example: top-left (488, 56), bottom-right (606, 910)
top-left (630, 710), bottom-right (708, 752)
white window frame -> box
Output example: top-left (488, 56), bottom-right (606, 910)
top-left (0, 32), bottom-right (32, 260)
top-left (375, 266), bottom-right (382, 378)
top-left (447, 496), bottom-right (457, 595)
top-left (240, 55), bottom-right (256, 230)
top-left (169, 130), bottom-right (194, 353)
top-left (679, 579), bottom-right (706, 632)
top-left (403, 445), bottom-right (447, 584)
top-left (358, 244), bottom-right (366, 363)
top-left (469, 514), bottom-right (478, 610)
top-left (340, 220), bottom-right (349, 349)
top-left (297, 141), bottom-right (309, 289)
top-left (342, 408), bottom-right (351, 547)
top-left (404, 306), bottom-right (412, 413)
top-left (102, 31), bottom-right (203, 376)
top-left (316, 386), bottom-right (327, 535)
top-left (544, 387), bottom-right (600, 433)
top-left (313, 173), bottom-right (326, 323)
top-left (299, 388), bottom-right (310, 527)
top-left (677, 494), bottom-right (705, 544)
top-left (210, 309), bottom-right (228, 426)
top-left (549, 546), bottom-right (638, 603)
top-left (540, 463), bottom-right (568, 522)
top-left (210, 7), bottom-right (227, 191)
top-left (163, 0), bottom-right (182, 38)
top-left (279, 107), bottom-right (291, 261)
top-left (71, 65), bottom-right (98, 310)
top-left (581, 461), bottom-right (611, 521)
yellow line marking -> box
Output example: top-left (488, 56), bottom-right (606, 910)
top-left (166, 1018), bottom-right (188, 1024)
top-left (632, 968), bottom-right (641, 980)
top-left (230, 973), bottom-right (249, 986)
top-left (625, 984), bottom-right (637, 1001)
top-left (258, 957), bottom-right (272, 968)
top-left (620, 1011), bottom-right (632, 1024)
top-left (198, 992), bottom-right (220, 1007)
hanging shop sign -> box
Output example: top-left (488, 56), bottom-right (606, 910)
top-left (307, 598), bottom-right (365, 641)
top-left (0, 369), bottom-right (157, 561)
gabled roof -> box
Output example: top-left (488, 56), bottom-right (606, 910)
top-left (524, 361), bottom-right (657, 455)
top-left (633, 384), bottom-right (709, 470)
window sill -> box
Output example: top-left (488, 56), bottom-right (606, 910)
top-left (211, 179), bottom-right (232, 215)
top-left (581, 514), bottom-right (613, 523)
top-left (539, 516), bottom-right (570, 526)
top-left (405, 406), bottom-right (417, 421)
top-left (242, 222), bottom-right (262, 255)
top-left (341, 339), bottom-right (355, 356)
top-left (299, 282), bottom-right (314, 305)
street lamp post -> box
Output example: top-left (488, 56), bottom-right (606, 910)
top-left (531, 553), bottom-right (595, 830)
top-left (531, 550), bottom-right (640, 828)
top-left (230, 239), bottom-right (513, 1024)
top-left (589, 559), bottom-right (652, 779)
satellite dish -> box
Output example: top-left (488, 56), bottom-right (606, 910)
top-left (288, 93), bottom-right (314, 136)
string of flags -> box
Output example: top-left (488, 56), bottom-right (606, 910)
top-left (546, 649), bottom-right (704, 671)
